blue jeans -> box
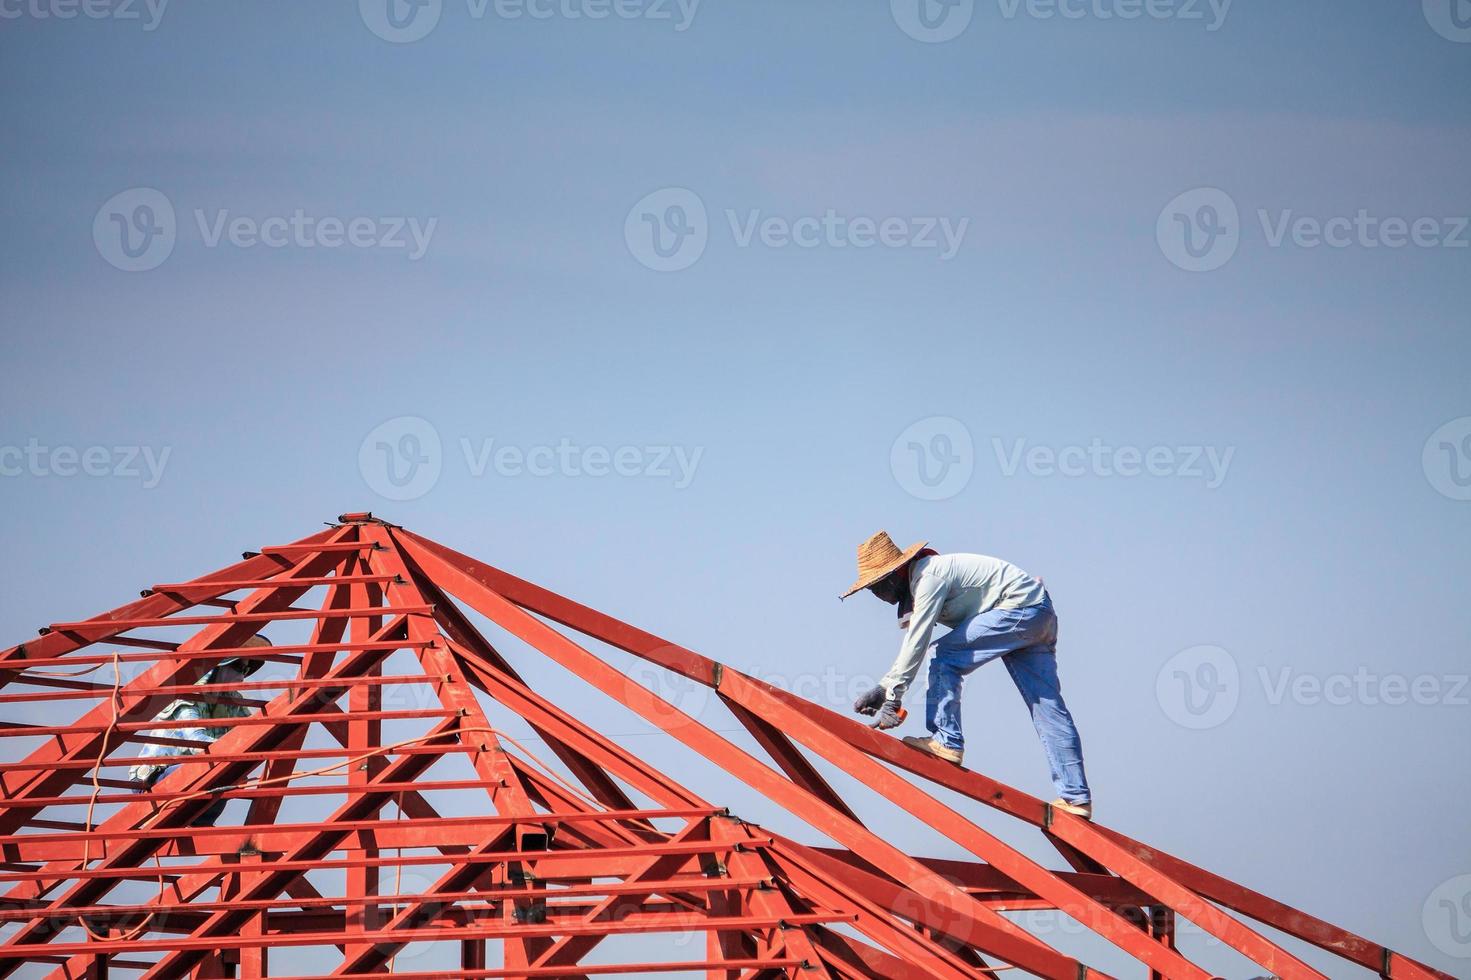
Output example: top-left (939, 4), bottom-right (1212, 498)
top-left (133, 763), bottom-right (227, 827)
top-left (925, 599), bottom-right (1091, 804)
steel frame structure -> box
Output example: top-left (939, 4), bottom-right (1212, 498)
top-left (0, 513), bottom-right (1450, 979)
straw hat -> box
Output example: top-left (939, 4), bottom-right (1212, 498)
top-left (840, 531), bottom-right (929, 599)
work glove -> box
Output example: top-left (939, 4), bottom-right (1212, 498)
top-left (870, 699), bottom-right (905, 730)
top-left (853, 684), bottom-right (886, 716)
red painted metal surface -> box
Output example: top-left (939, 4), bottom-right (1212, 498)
top-left (0, 515), bottom-right (1451, 979)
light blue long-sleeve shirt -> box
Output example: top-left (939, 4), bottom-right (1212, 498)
top-left (128, 683), bottom-right (252, 784)
top-left (879, 553), bottom-right (1049, 703)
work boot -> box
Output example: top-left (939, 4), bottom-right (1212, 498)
top-left (1050, 798), bottom-right (1093, 820)
top-left (901, 735), bottom-right (963, 765)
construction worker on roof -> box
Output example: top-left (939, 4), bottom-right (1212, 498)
top-left (129, 634), bottom-right (270, 826)
top-left (844, 532), bottom-right (1093, 819)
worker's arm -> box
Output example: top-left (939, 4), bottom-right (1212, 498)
top-left (878, 568), bottom-right (948, 704)
top-left (127, 701), bottom-right (193, 784)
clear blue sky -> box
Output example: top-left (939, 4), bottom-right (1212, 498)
top-left (2, 1), bottom-right (1469, 976)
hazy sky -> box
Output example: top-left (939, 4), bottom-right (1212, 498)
top-left (2, 1), bottom-right (1469, 976)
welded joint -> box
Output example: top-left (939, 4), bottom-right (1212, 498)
top-left (1381, 946), bottom-right (1394, 977)
top-left (711, 662), bottom-right (723, 689)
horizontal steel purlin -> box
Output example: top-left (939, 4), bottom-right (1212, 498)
top-left (0, 640), bottom-right (430, 673)
top-left (47, 605), bottom-right (432, 632)
top-left (272, 959), bottom-right (807, 979)
top-left (0, 875), bottom-right (773, 925)
top-left (0, 911), bottom-right (858, 958)
top-left (0, 673), bottom-right (442, 706)
top-left (149, 574), bottom-right (399, 591)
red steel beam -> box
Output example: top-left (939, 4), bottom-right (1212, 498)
top-left (396, 529), bottom-right (1448, 980)
top-left (46, 606), bottom-right (432, 633)
top-left (396, 528), bottom-right (1109, 980)
top-left (12, 910), bottom-right (853, 958)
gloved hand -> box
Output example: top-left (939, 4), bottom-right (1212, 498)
top-left (870, 699), bottom-right (905, 730)
top-left (853, 684), bottom-right (886, 716)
